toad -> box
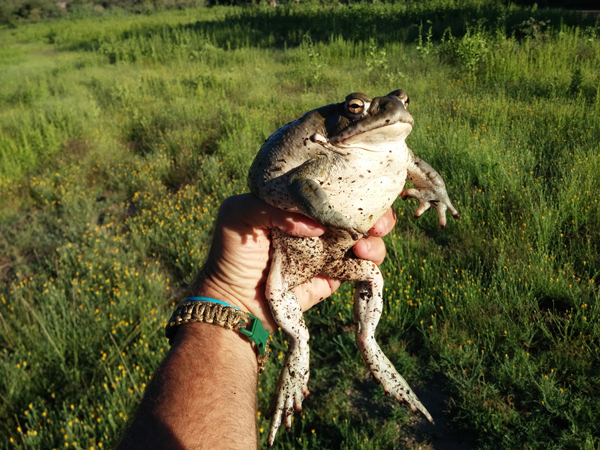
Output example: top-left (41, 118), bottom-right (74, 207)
top-left (248, 89), bottom-right (459, 445)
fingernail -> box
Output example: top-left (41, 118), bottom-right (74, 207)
top-left (380, 216), bottom-right (388, 229)
top-left (303, 222), bottom-right (320, 230)
top-left (304, 218), bottom-right (322, 230)
top-left (292, 219), bottom-right (319, 231)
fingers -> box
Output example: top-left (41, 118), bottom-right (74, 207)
top-left (436, 203), bottom-right (448, 229)
top-left (401, 188), bottom-right (432, 218)
top-left (272, 213), bottom-right (326, 238)
top-left (368, 207), bottom-right (397, 237)
top-left (353, 236), bottom-right (387, 265)
top-left (400, 187), bottom-right (419, 201)
top-left (293, 275), bottom-right (342, 311)
top-left (351, 206), bottom-right (395, 264)
top-left (401, 187), bottom-right (460, 226)
top-left (220, 194), bottom-right (326, 238)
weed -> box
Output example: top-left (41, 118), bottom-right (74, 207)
top-left (416, 20), bottom-right (434, 56)
top-left (365, 38), bottom-right (388, 73)
top-left (294, 34), bottom-right (328, 89)
top-left (568, 66), bottom-right (584, 96)
top-left (517, 16), bottom-right (552, 41)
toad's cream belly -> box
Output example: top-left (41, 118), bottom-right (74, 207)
top-left (262, 146), bottom-right (411, 231)
top-left (323, 172), bottom-right (408, 230)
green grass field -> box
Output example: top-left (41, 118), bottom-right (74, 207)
top-left (1, 2), bottom-right (599, 448)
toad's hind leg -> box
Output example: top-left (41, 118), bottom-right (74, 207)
top-left (266, 231), bottom-right (321, 447)
top-left (323, 258), bottom-right (433, 423)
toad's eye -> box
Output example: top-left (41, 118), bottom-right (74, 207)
top-left (347, 99), bottom-right (365, 114)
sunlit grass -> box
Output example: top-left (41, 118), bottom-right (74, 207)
top-left (1, 2), bottom-right (599, 449)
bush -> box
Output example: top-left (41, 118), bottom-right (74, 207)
top-left (0, 0), bottom-right (207, 24)
top-left (0, 0), bottom-right (67, 24)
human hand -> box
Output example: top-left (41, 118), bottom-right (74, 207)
top-left (120, 194), bottom-right (396, 449)
top-left (192, 193), bottom-right (396, 331)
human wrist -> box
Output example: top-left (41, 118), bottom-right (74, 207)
top-left (192, 266), bottom-right (249, 310)
top-left (192, 267), bottom-right (278, 331)
top-left (167, 297), bottom-right (270, 361)
top-left (172, 320), bottom-right (258, 373)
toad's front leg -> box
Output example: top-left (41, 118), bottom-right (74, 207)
top-left (401, 150), bottom-right (460, 228)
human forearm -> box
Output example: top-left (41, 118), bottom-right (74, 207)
top-left (117, 322), bottom-right (259, 450)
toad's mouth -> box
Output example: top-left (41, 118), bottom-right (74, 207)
top-left (330, 120), bottom-right (413, 152)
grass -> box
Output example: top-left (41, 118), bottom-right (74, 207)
top-left (0, 2), bottom-right (599, 449)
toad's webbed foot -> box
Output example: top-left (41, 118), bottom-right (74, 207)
top-left (402, 157), bottom-right (460, 228)
top-left (401, 186), bottom-right (460, 228)
top-left (356, 329), bottom-right (433, 421)
top-left (267, 334), bottom-right (310, 447)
